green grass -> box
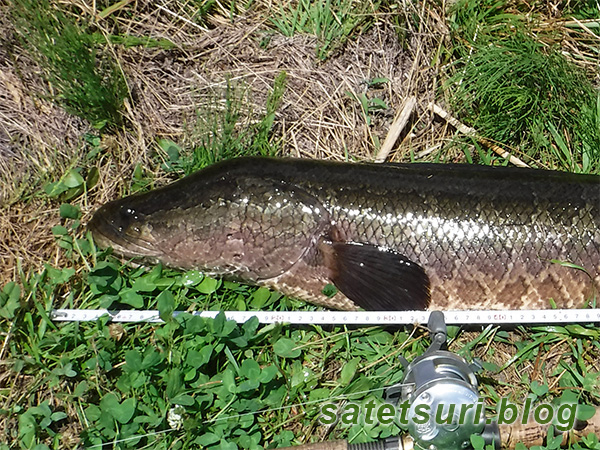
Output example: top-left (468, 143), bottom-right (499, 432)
top-left (2, 1), bottom-right (600, 449)
top-left (4, 247), bottom-right (600, 448)
top-left (445, 0), bottom-right (600, 172)
top-left (11, 0), bottom-right (128, 131)
top-left (184, 71), bottom-right (288, 172)
top-left (270, 0), bottom-right (379, 60)
top-left (146, 71), bottom-right (287, 193)
top-left (1, 246), bottom-right (424, 449)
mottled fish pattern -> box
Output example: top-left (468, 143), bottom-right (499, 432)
top-left (88, 158), bottom-right (600, 311)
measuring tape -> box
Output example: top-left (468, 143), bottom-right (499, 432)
top-left (50, 308), bottom-right (600, 325)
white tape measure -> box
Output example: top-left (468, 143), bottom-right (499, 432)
top-left (50, 308), bottom-right (600, 325)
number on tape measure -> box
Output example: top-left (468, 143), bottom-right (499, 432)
top-left (50, 309), bottom-right (600, 325)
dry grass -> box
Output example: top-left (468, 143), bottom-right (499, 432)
top-left (0, 3), bottom-right (599, 445)
top-left (0, 0), bottom-right (457, 287)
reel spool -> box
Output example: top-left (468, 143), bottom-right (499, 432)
top-left (385, 312), bottom-right (500, 450)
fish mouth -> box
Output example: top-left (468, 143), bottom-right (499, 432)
top-left (87, 205), bottom-right (162, 260)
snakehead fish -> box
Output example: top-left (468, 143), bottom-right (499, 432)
top-left (88, 157), bottom-right (600, 311)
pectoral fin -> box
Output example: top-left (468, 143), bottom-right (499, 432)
top-left (322, 241), bottom-right (430, 311)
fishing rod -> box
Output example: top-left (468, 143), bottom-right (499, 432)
top-left (271, 312), bottom-right (600, 450)
top-left (51, 308), bottom-right (600, 449)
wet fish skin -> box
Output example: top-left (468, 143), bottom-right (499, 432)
top-left (88, 157), bottom-right (600, 311)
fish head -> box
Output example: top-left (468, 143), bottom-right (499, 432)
top-left (88, 169), bottom-right (330, 281)
top-left (88, 196), bottom-right (165, 262)
top-left (88, 173), bottom-right (249, 272)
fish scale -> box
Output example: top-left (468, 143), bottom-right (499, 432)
top-left (88, 157), bottom-right (600, 312)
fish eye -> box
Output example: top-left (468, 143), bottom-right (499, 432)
top-left (116, 206), bottom-right (141, 234)
top-left (124, 208), bottom-right (139, 220)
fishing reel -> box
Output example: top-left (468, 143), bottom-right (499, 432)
top-left (384, 311), bottom-right (500, 450)
top-left (278, 311), bottom-right (600, 450)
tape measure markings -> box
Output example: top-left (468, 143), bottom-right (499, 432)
top-left (50, 309), bottom-right (600, 325)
